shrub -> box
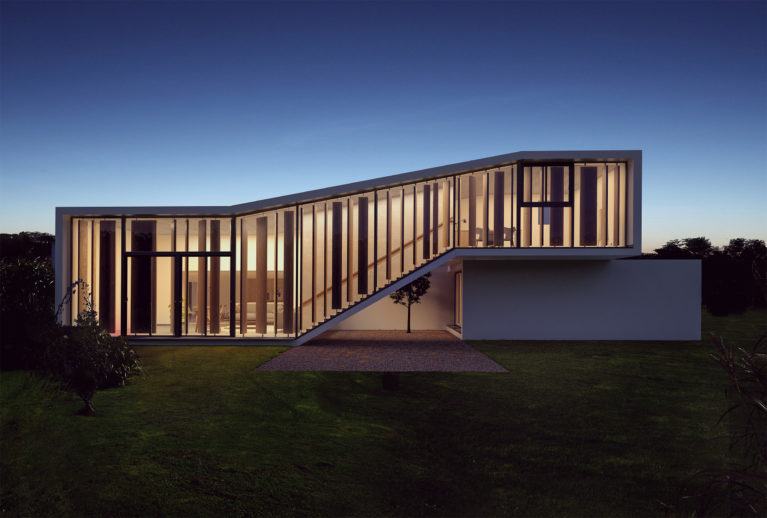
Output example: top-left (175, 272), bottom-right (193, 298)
top-left (704, 252), bottom-right (753, 316)
top-left (0, 257), bottom-right (55, 370)
top-left (653, 237), bottom-right (767, 316)
top-left (45, 289), bottom-right (140, 415)
top-left (690, 333), bottom-right (767, 516)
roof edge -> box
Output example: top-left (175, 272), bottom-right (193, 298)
top-left (56, 150), bottom-right (641, 217)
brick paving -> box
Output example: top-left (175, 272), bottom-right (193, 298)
top-left (257, 330), bottom-right (508, 372)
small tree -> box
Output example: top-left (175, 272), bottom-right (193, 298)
top-left (390, 273), bottom-right (431, 333)
top-left (47, 282), bottom-right (141, 415)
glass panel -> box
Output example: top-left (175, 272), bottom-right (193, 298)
top-left (547, 166), bottom-right (565, 247)
top-left (390, 189), bottom-right (402, 276)
top-left (315, 204), bottom-right (326, 319)
top-left (597, 165), bottom-right (607, 246)
top-left (602, 163), bottom-right (627, 248)
top-left (488, 171), bottom-right (500, 246)
top-left (96, 220), bottom-right (118, 333)
top-left (414, 183), bottom-right (424, 265)
top-left (218, 218), bottom-right (231, 252)
top-left (575, 163), bottom-right (610, 247)
top-left (401, 187), bottom-right (412, 269)
top-left (619, 163), bottom-right (627, 247)
top-left (348, 198), bottom-right (358, 304)
top-left (277, 212), bottom-right (286, 330)
top-left (209, 257), bottom-right (230, 336)
top-left (188, 219), bottom-right (202, 252)
top-left (127, 255), bottom-right (170, 336)
top-left (126, 219), bottom-right (172, 252)
top-left (459, 175), bottom-right (468, 247)
top-left (175, 219), bottom-right (187, 252)
top-left (504, 167), bottom-right (513, 247)
top-left (186, 257), bottom-right (202, 335)
top-left (155, 257), bottom-right (173, 336)
top-left (72, 219), bottom-right (92, 322)
top-left (182, 255), bottom-right (232, 337)
top-left (363, 193), bottom-right (374, 293)
top-left (521, 168), bottom-right (531, 247)
top-left (474, 172), bottom-right (485, 247)
top-left (339, 200), bottom-right (348, 309)
top-left (300, 206), bottom-right (313, 331)
top-left (438, 180), bottom-right (449, 252)
top-left (376, 191), bottom-right (386, 289)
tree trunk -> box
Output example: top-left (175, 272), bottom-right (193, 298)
top-left (78, 396), bottom-right (95, 416)
top-left (406, 302), bottom-right (411, 333)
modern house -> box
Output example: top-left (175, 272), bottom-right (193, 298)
top-left (55, 150), bottom-right (701, 344)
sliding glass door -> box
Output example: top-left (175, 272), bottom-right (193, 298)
top-left (122, 217), bottom-right (235, 337)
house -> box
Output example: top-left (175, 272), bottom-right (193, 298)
top-left (54, 150), bottom-right (701, 344)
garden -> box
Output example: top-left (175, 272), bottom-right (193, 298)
top-left (1, 307), bottom-right (765, 516)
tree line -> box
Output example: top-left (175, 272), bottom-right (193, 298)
top-left (648, 237), bottom-right (766, 316)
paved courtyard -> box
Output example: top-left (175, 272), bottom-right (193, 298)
top-left (257, 330), bottom-right (508, 372)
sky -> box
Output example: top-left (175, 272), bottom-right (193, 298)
top-left (1, 0), bottom-right (765, 252)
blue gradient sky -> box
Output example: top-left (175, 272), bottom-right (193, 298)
top-left (1, 1), bottom-right (765, 251)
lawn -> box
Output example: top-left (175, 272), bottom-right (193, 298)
top-left (1, 308), bottom-right (765, 517)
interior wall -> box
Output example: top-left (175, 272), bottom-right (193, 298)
top-left (462, 259), bottom-right (700, 340)
top-left (334, 263), bottom-right (454, 331)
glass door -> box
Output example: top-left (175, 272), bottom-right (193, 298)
top-left (126, 256), bottom-right (172, 336)
top-left (124, 253), bottom-right (231, 337)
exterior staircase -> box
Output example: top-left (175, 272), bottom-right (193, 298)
top-left (293, 248), bottom-right (460, 345)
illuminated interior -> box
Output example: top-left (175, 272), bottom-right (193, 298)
top-left (67, 160), bottom-right (633, 338)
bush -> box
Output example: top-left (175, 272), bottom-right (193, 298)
top-left (691, 333), bottom-right (767, 516)
top-left (0, 257), bottom-right (55, 370)
top-left (45, 295), bottom-right (140, 415)
top-left (653, 237), bottom-right (767, 316)
top-left (47, 326), bottom-right (140, 415)
top-left (704, 252), bottom-right (753, 316)
top-left (0, 231), bottom-right (54, 262)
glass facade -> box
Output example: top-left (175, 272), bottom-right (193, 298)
top-left (65, 159), bottom-right (633, 338)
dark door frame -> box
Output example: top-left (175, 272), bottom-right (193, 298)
top-left (121, 250), bottom-right (235, 337)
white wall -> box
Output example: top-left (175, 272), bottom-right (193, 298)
top-left (334, 263), bottom-right (454, 331)
top-left (462, 259), bottom-right (700, 340)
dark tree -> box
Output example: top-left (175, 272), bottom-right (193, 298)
top-left (724, 238), bottom-right (767, 307)
top-left (0, 232), bottom-right (54, 262)
top-left (390, 273), bottom-right (431, 333)
top-left (655, 237), bottom-right (714, 259)
top-left (653, 236), bottom-right (767, 315)
top-left (0, 232), bottom-right (56, 369)
top-left (682, 237), bottom-right (714, 259)
top-left (0, 257), bottom-right (55, 369)
top-left (654, 239), bottom-right (692, 259)
top-left (703, 251), bottom-right (752, 316)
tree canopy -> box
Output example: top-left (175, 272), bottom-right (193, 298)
top-left (0, 232), bottom-right (54, 262)
top-left (651, 237), bottom-right (766, 315)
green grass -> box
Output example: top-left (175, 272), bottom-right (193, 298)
top-left (1, 308), bottom-right (765, 517)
